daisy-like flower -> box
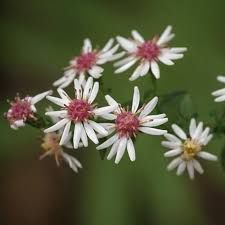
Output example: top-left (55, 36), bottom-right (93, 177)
top-left (114, 25), bottom-right (187, 80)
top-left (53, 38), bottom-right (125, 88)
top-left (212, 75), bottom-right (225, 102)
top-left (162, 119), bottom-right (217, 179)
top-left (40, 132), bottom-right (82, 173)
top-left (96, 86), bottom-right (168, 164)
top-left (5, 90), bottom-right (52, 130)
top-left (44, 77), bottom-right (117, 148)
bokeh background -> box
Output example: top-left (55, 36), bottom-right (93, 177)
top-left (1, 0), bottom-right (225, 225)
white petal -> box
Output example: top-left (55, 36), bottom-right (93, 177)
top-left (115, 137), bottom-right (127, 164)
top-left (167, 157), bottom-right (182, 171)
top-left (88, 120), bottom-right (108, 136)
top-left (100, 113), bottom-right (117, 120)
top-left (53, 76), bottom-right (67, 87)
top-left (140, 61), bottom-right (150, 76)
top-left (93, 105), bottom-right (117, 116)
top-left (150, 61), bottom-right (160, 79)
top-left (162, 141), bottom-right (181, 149)
top-left (127, 138), bottom-right (136, 161)
top-left (157, 25), bottom-right (173, 45)
top-left (114, 59), bottom-right (138, 74)
top-left (31, 90), bottom-right (52, 105)
top-left (106, 52), bottom-right (126, 61)
top-left (158, 54), bottom-right (174, 65)
top-left (170, 47), bottom-right (187, 53)
top-left (105, 95), bottom-right (119, 107)
top-left (82, 38), bottom-right (92, 53)
top-left (199, 127), bottom-right (210, 144)
top-left (203, 134), bottom-right (213, 145)
top-left (83, 77), bottom-right (93, 100)
top-left (88, 66), bottom-right (104, 79)
top-left (74, 79), bottom-right (82, 99)
top-left (107, 139), bottom-right (120, 160)
top-left (212, 88), bottom-right (225, 96)
top-left (138, 127), bottom-right (167, 135)
top-left (101, 38), bottom-right (114, 52)
top-left (187, 161), bottom-right (195, 179)
top-left (131, 30), bottom-right (145, 43)
top-left (140, 113), bottom-right (167, 123)
top-left (57, 89), bottom-right (71, 103)
top-left (197, 151), bottom-right (218, 161)
top-left (58, 73), bottom-right (76, 89)
top-left (59, 121), bottom-right (71, 145)
top-left (193, 159), bottom-right (204, 174)
top-left (141, 118), bottom-right (168, 127)
top-left (214, 95), bottom-right (225, 102)
top-left (164, 133), bottom-right (181, 143)
top-left (189, 118), bottom-right (197, 138)
top-left (45, 110), bottom-right (68, 118)
top-left (88, 82), bottom-right (99, 103)
top-left (129, 63), bottom-right (144, 81)
top-left (132, 86), bottom-right (140, 113)
top-left (139, 97), bottom-right (158, 118)
top-left (116, 36), bottom-right (137, 52)
top-left (83, 122), bottom-right (99, 144)
top-left (99, 44), bottom-right (119, 59)
top-left (80, 123), bottom-right (88, 147)
top-left (217, 75), bottom-right (225, 83)
top-left (44, 118), bottom-right (69, 133)
top-left (46, 96), bottom-right (66, 107)
top-left (114, 56), bottom-right (136, 67)
top-left (171, 124), bottom-right (187, 140)
top-left (192, 122), bottom-right (203, 140)
top-left (97, 134), bottom-right (119, 150)
top-left (176, 161), bottom-right (186, 176)
top-left (164, 148), bottom-right (182, 157)
top-left (73, 122), bottom-right (82, 149)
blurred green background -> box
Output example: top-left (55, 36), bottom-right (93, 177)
top-left (1, 0), bottom-right (225, 225)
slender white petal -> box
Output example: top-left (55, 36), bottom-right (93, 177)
top-left (176, 161), bottom-right (186, 175)
top-left (45, 110), bottom-right (68, 117)
top-left (140, 61), bottom-right (150, 76)
top-left (102, 38), bottom-right (114, 52)
top-left (127, 138), bottom-right (136, 161)
top-left (59, 121), bottom-right (71, 145)
top-left (131, 30), bottom-right (145, 43)
top-left (93, 105), bottom-right (117, 116)
top-left (203, 134), bottom-right (213, 145)
top-left (212, 88), bottom-right (225, 96)
top-left (158, 54), bottom-right (174, 65)
top-left (74, 79), bottom-right (82, 99)
top-left (139, 97), bottom-right (158, 118)
top-left (80, 123), bottom-right (88, 147)
top-left (115, 137), bottom-right (127, 164)
top-left (106, 52), bottom-right (126, 61)
top-left (99, 44), bottom-right (119, 59)
top-left (197, 151), bottom-right (218, 161)
top-left (132, 86), bottom-right (140, 113)
top-left (44, 118), bottom-right (69, 133)
top-left (116, 36), bottom-right (137, 52)
top-left (129, 63), bottom-right (144, 81)
top-left (164, 148), bottom-right (182, 157)
top-left (46, 96), bottom-right (66, 107)
top-left (167, 157), bottom-right (182, 171)
top-left (57, 89), bottom-right (71, 103)
top-left (82, 38), bottom-right (92, 53)
top-left (107, 139), bottom-right (120, 160)
top-left (88, 82), bottom-right (99, 103)
top-left (170, 47), bottom-right (187, 53)
top-left (214, 95), bottom-right (225, 102)
top-left (59, 73), bottom-right (76, 89)
top-left (141, 118), bottom-right (168, 127)
top-left (97, 134), bottom-right (119, 150)
top-left (31, 90), bottom-right (52, 105)
top-left (164, 133), bottom-right (182, 143)
top-left (162, 141), bottom-right (181, 149)
top-left (193, 159), bottom-right (204, 174)
top-left (88, 66), bottom-right (104, 79)
top-left (53, 76), bottom-right (67, 87)
top-left (150, 61), bottom-right (160, 79)
top-left (73, 122), bottom-right (82, 149)
top-left (89, 120), bottom-right (108, 136)
top-left (105, 95), bottom-right (119, 107)
top-left (187, 161), bottom-right (195, 179)
top-left (192, 122), bottom-right (203, 140)
top-left (171, 124), bottom-right (187, 140)
top-left (157, 25), bottom-right (173, 45)
top-left (83, 122), bottom-right (99, 144)
top-left (83, 77), bottom-right (93, 100)
top-left (217, 75), bottom-right (225, 83)
top-left (138, 127), bottom-right (167, 135)
top-left (114, 59), bottom-right (138, 74)
top-left (189, 118), bottom-right (197, 138)
top-left (114, 56), bottom-right (135, 67)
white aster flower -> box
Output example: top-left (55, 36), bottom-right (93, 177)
top-left (96, 86), bottom-right (168, 164)
top-left (212, 75), bottom-right (225, 102)
top-left (40, 132), bottom-right (82, 173)
top-left (162, 118), bottom-right (217, 179)
top-left (53, 38), bottom-right (125, 88)
top-left (114, 25), bottom-right (187, 80)
top-left (44, 77), bottom-right (117, 149)
top-left (5, 90), bottom-right (52, 130)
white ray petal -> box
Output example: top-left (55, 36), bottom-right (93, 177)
top-left (101, 38), bottom-right (114, 52)
top-left (161, 141), bottom-right (181, 149)
top-left (116, 36), bottom-right (137, 52)
top-left (139, 127), bottom-right (167, 135)
top-left (129, 63), bottom-right (144, 81)
top-left (44, 118), bottom-right (69, 133)
top-left (164, 148), bottom-right (182, 157)
top-left (187, 161), bottom-right (195, 179)
top-left (88, 82), bottom-right (99, 103)
top-left (131, 30), bottom-right (145, 43)
top-left (158, 54), bottom-right (174, 65)
top-left (73, 122), bottom-right (82, 149)
top-left (157, 25), bottom-right (173, 45)
top-left (164, 133), bottom-right (181, 143)
top-left (171, 124), bottom-right (187, 140)
top-left (114, 56), bottom-right (136, 67)
top-left (176, 161), bottom-right (186, 176)
top-left (93, 105), bottom-right (117, 116)
top-left (132, 86), bottom-right (140, 113)
top-left (214, 95), bottom-right (225, 102)
top-left (53, 76), bottom-right (67, 87)
top-left (107, 139), bottom-right (120, 160)
top-left (114, 59), bottom-right (138, 74)
top-left (80, 123), bottom-right (88, 147)
top-left (197, 151), bottom-right (217, 161)
top-left (212, 88), bottom-right (225, 96)
top-left (58, 73), bottom-right (76, 89)
top-left (82, 38), bottom-right (92, 53)
top-left (31, 90), bottom-right (52, 105)
top-left (46, 96), bottom-right (66, 107)
top-left (140, 60), bottom-right (150, 76)
top-left (141, 118), bottom-right (168, 127)
top-left (83, 77), bottom-right (93, 100)
top-left (127, 138), bottom-right (136, 161)
top-left (83, 122), bottom-right (99, 144)
top-left (167, 157), bottom-right (182, 171)
top-left (99, 44), bottom-right (119, 59)
top-left (97, 134), bottom-right (119, 150)
top-left (57, 89), bottom-right (71, 103)
top-left (170, 47), bottom-right (187, 53)
top-left (150, 60), bottom-right (160, 79)
top-left (88, 120), bottom-right (108, 136)
top-left (45, 110), bottom-right (68, 117)
top-left (59, 121), bottom-right (71, 145)
top-left (217, 75), bottom-right (225, 83)
top-left (139, 97), bottom-right (158, 118)
top-left (106, 52), bottom-right (126, 62)
top-left (115, 137), bottom-right (127, 164)
top-left (88, 66), bottom-right (104, 79)
top-left (192, 122), bottom-right (203, 140)
top-left (193, 159), bottom-right (204, 174)
top-left (189, 118), bottom-right (197, 138)
top-left (105, 95), bottom-right (119, 107)
top-left (74, 79), bottom-right (82, 99)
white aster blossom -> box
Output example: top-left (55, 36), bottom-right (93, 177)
top-left (162, 118), bottom-right (217, 179)
top-left (6, 90), bottom-right (52, 130)
top-left (212, 75), bottom-right (225, 102)
top-left (96, 86), bottom-right (168, 164)
top-left (114, 25), bottom-right (187, 80)
top-left (53, 38), bottom-right (125, 88)
top-left (44, 77), bottom-right (117, 149)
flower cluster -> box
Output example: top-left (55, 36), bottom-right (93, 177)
top-left (4, 25), bottom-right (220, 180)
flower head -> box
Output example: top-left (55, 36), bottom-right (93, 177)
top-left (40, 132), bottom-right (82, 173)
top-left (212, 75), bottom-right (225, 102)
top-left (162, 119), bottom-right (217, 179)
top-left (53, 38), bottom-right (125, 88)
top-left (96, 86), bottom-right (168, 164)
top-left (44, 77), bottom-right (117, 148)
top-left (5, 90), bottom-right (52, 129)
top-left (114, 25), bottom-right (187, 80)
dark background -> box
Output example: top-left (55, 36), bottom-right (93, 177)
top-left (1, 0), bottom-right (225, 225)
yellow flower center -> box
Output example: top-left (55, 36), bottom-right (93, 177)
top-left (182, 138), bottom-right (201, 160)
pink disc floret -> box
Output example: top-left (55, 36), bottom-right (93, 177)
top-left (136, 40), bottom-right (160, 61)
top-left (66, 99), bottom-right (93, 122)
top-left (6, 96), bottom-right (33, 123)
top-left (115, 111), bottom-right (140, 137)
top-left (73, 52), bottom-right (97, 72)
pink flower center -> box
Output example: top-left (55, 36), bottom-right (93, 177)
top-left (136, 40), bottom-right (160, 61)
top-left (73, 52), bottom-right (97, 72)
top-left (66, 99), bottom-right (93, 122)
top-left (7, 97), bottom-right (33, 122)
top-left (115, 111), bottom-right (140, 137)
